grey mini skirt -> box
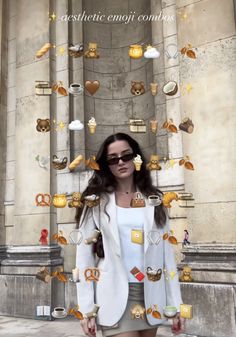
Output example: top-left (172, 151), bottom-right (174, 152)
top-left (100, 283), bottom-right (159, 336)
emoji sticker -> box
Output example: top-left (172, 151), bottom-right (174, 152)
top-left (179, 266), bottom-right (193, 282)
top-left (133, 154), bottom-right (143, 171)
top-left (179, 118), bottom-right (194, 133)
top-left (69, 229), bottom-right (83, 245)
top-left (146, 267), bottom-right (162, 281)
top-left (68, 192), bottom-right (83, 208)
top-left (52, 231), bottom-right (68, 245)
top-left (85, 80), bottom-right (100, 95)
top-left (131, 229), bottom-right (144, 244)
top-left (131, 304), bottom-right (146, 319)
top-left (68, 154), bottom-right (84, 171)
top-left (35, 155), bottom-right (50, 170)
top-left (36, 43), bottom-right (52, 58)
top-left (52, 155), bottom-right (68, 170)
top-left (180, 304), bottom-right (193, 319)
top-left (35, 81), bottom-right (52, 95)
top-left (129, 44), bottom-right (143, 59)
top-left (52, 194), bottom-right (67, 208)
top-left (84, 305), bottom-right (100, 319)
top-left (130, 267), bottom-right (145, 281)
top-left (52, 81), bottom-right (68, 96)
top-left (36, 119), bottom-right (51, 133)
top-left (146, 230), bottom-right (161, 245)
top-left (179, 156), bottom-right (194, 170)
top-left (84, 229), bottom-right (101, 244)
top-left (84, 268), bottom-right (100, 281)
top-left (87, 117), bottom-right (97, 134)
top-left (144, 45), bottom-right (160, 59)
top-left (36, 267), bottom-right (52, 283)
top-left (35, 193), bottom-right (51, 206)
top-left (162, 192), bottom-right (179, 208)
top-left (131, 81), bottom-right (145, 96)
top-left (68, 120), bottom-right (84, 131)
top-left (68, 43), bottom-right (84, 57)
top-left (39, 229), bottom-right (48, 245)
top-left (68, 306), bottom-right (84, 320)
top-left (146, 155), bottom-right (162, 170)
top-left (84, 42), bottom-right (99, 58)
top-left (163, 230), bottom-right (178, 245)
top-left (181, 44), bottom-right (196, 59)
top-left (162, 81), bottom-right (178, 96)
top-left (146, 304), bottom-right (161, 319)
top-left (68, 83), bottom-right (84, 95)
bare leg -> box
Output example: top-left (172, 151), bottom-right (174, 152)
top-left (139, 328), bottom-right (158, 337)
top-left (110, 332), bottom-right (140, 337)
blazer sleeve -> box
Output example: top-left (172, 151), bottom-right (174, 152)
top-left (76, 207), bottom-right (96, 314)
top-left (163, 216), bottom-right (183, 311)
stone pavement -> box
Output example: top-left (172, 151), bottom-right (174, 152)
top-left (0, 316), bottom-right (192, 337)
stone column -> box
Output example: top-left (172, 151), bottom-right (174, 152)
top-left (0, 0), bottom-right (8, 246)
top-left (176, 0), bottom-right (236, 336)
top-left (151, 0), bottom-right (186, 262)
top-left (0, 0), bottom-right (63, 319)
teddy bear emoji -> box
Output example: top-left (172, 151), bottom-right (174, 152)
top-left (130, 304), bottom-right (146, 319)
top-left (131, 81), bottom-right (145, 96)
top-left (146, 155), bottom-right (162, 170)
top-left (179, 266), bottom-right (193, 282)
top-left (36, 119), bottom-right (50, 133)
top-left (68, 192), bottom-right (83, 208)
top-left (84, 42), bottom-right (99, 58)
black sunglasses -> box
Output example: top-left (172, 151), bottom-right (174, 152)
top-left (107, 153), bottom-right (135, 166)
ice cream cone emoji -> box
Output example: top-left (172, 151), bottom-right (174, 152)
top-left (87, 117), bottom-right (97, 134)
top-left (133, 154), bottom-right (143, 171)
top-left (150, 120), bottom-right (158, 134)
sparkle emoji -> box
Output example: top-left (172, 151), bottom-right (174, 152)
top-left (48, 12), bottom-right (56, 21)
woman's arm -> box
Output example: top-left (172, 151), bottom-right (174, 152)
top-left (76, 207), bottom-right (96, 314)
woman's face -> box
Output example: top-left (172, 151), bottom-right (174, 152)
top-left (106, 140), bottom-right (135, 179)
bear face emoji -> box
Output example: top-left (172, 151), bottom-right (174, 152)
top-left (131, 81), bottom-right (145, 96)
top-left (36, 119), bottom-right (51, 132)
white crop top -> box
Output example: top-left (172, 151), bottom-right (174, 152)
top-left (116, 206), bottom-right (144, 283)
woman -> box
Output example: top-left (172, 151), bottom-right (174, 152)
top-left (75, 133), bottom-right (185, 337)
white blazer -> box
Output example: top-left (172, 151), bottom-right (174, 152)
top-left (76, 192), bottom-right (183, 327)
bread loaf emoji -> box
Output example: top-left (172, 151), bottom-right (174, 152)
top-left (36, 43), bottom-right (52, 58)
top-left (68, 155), bottom-right (84, 171)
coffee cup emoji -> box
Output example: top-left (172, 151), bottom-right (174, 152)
top-left (52, 307), bottom-right (67, 319)
top-left (68, 83), bottom-right (84, 96)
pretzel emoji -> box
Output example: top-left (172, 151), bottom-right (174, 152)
top-left (35, 193), bottom-right (51, 206)
top-left (84, 268), bottom-right (100, 281)
top-left (36, 43), bottom-right (52, 58)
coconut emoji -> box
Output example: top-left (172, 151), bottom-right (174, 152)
top-left (162, 81), bottom-right (178, 96)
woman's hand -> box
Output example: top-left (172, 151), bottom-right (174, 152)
top-left (80, 317), bottom-right (97, 337)
top-left (171, 313), bottom-right (185, 335)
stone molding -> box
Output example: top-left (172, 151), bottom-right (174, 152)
top-left (1, 245), bottom-right (63, 267)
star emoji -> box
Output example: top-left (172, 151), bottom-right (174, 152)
top-left (49, 12), bottom-right (57, 21)
top-left (165, 159), bottom-right (176, 169)
top-left (169, 271), bottom-right (176, 279)
top-left (58, 121), bottom-right (65, 130)
top-left (186, 84), bottom-right (193, 94)
top-left (57, 47), bottom-right (66, 56)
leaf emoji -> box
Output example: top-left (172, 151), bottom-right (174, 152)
top-left (184, 161), bottom-right (194, 170)
top-left (68, 308), bottom-right (74, 315)
top-left (146, 307), bottom-right (152, 315)
top-left (58, 236), bottom-right (68, 245)
top-left (179, 159), bottom-right (185, 166)
top-left (52, 84), bottom-right (58, 92)
top-left (52, 233), bottom-right (59, 240)
top-left (51, 271), bottom-right (58, 278)
top-left (168, 236), bottom-right (178, 245)
top-left (181, 47), bottom-right (187, 55)
top-left (162, 121), bottom-right (169, 129)
top-left (186, 49), bottom-right (196, 59)
top-left (57, 272), bottom-right (68, 282)
top-left (58, 86), bottom-right (68, 96)
top-left (152, 310), bottom-right (161, 319)
top-left (73, 310), bottom-right (84, 320)
top-left (163, 233), bottom-right (169, 240)
top-left (168, 124), bottom-right (178, 133)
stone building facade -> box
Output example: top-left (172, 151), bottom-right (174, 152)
top-left (0, 0), bottom-right (235, 336)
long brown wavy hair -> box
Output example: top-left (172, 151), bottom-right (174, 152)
top-left (75, 133), bottom-right (166, 228)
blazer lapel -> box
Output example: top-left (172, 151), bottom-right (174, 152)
top-left (100, 192), bottom-right (121, 257)
top-left (143, 199), bottom-right (155, 254)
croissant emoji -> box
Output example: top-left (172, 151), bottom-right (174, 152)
top-left (162, 192), bottom-right (179, 208)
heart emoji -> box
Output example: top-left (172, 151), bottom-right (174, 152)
top-left (85, 80), bottom-right (100, 95)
